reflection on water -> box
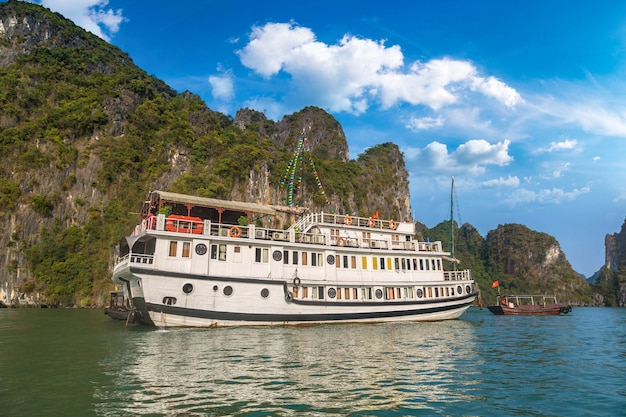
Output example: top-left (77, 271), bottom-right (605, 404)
top-left (3, 308), bottom-right (625, 416)
top-left (95, 320), bottom-right (480, 415)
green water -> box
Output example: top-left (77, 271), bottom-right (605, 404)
top-left (1, 308), bottom-right (625, 416)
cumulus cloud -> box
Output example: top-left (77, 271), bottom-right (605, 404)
top-left (37, 0), bottom-right (124, 41)
top-left (481, 175), bottom-right (520, 188)
top-left (406, 116), bottom-right (444, 131)
top-left (535, 139), bottom-right (578, 154)
top-left (237, 22), bottom-right (522, 115)
top-left (404, 139), bottom-right (513, 175)
top-left (208, 73), bottom-right (234, 100)
top-left (506, 186), bottom-right (591, 205)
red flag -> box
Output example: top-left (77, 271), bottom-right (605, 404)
top-left (372, 211), bottom-right (379, 220)
top-left (491, 281), bottom-right (499, 288)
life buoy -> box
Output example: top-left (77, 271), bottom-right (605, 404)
top-left (337, 237), bottom-right (346, 247)
top-left (389, 219), bottom-right (397, 230)
top-left (368, 217), bottom-right (375, 227)
top-left (344, 215), bottom-right (353, 226)
top-left (293, 277), bottom-right (301, 287)
top-left (229, 226), bottom-right (241, 238)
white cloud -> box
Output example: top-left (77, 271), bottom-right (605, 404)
top-left (38, 0), bottom-right (124, 41)
top-left (506, 186), bottom-right (591, 205)
top-left (481, 175), bottom-right (520, 188)
top-left (404, 139), bottom-right (513, 175)
top-left (208, 74), bottom-right (234, 100)
top-left (406, 116), bottom-right (444, 131)
top-left (535, 139), bottom-right (578, 154)
top-left (237, 22), bottom-right (522, 115)
top-left (471, 76), bottom-right (523, 108)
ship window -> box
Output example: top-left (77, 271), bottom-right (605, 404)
top-left (446, 287), bottom-right (450, 297)
top-left (395, 258), bottom-right (400, 270)
top-left (302, 286), bottom-right (308, 298)
top-left (435, 287), bottom-right (439, 297)
top-left (218, 244), bottom-right (226, 261)
top-left (425, 259), bottom-right (430, 270)
top-left (375, 288), bottom-right (383, 299)
top-left (260, 288), bottom-right (269, 298)
top-left (169, 241), bottom-right (178, 257)
top-left (351, 256), bottom-right (357, 269)
top-left (404, 287), bottom-right (414, 298)
top-left (182, 242), bottom-right (191, 258)
top-left (451, 287), bottom-right (455, 295)
top-left (302, 252), bottom-right (308, 266)
top-left (432, 259), bottom-right (436, 270)
top-left (345, 288), bottom-right (351, 299)
top-left (223, 286), bottom-right (233, 296)
top-left (416, 288), bottom-right (423, 298)
top-left (361, 256), bottom-right (367, 270)
top-left (293, 286), bottom-right (299, 298)
top-left (380, 258), bottom-right (385, 270)
top-left (396, 288), bottom-right (401, 299)
top-left (387, 258), bottom-right (393, 270)
top-left (311, 252), bottom-right (317, 266)
top-left (405, 258), bottom-right (410, 270)
top-left (428, 287), bottom-right (433, 298)
top-left (413, 259), bottom-right (418, 270)
top-left (343, 256), bottom-right (348, 268)
top-left (373, 257), bottom-right (378, 270)
top-left (292, 251), bottom-right (298, 265)
top-left (457, 285), bottom-right (462, 295)
top-left (318, 287), bottom-right (324, 299)
top-left (317, 253), bottom-right (324, 267)
top-left (182, 283), bottom-right (193, 294)
top-left (353, 288), bottom-right (358, 299)
top-left (255, 248), bottom-right (269, 263)
top-left (420, 259), bottom-right (424, 270)
top-left (283, 250), bottom-right (289, 264)
top-left (234, 246), bottom-right (241, 253)
top-left (335, 255), bottom-right (340, 268)
top-left (437, 259), bottom-right (442, 270)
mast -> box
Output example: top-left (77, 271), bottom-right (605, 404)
top-left (449, 177), bottom-right (456, 270)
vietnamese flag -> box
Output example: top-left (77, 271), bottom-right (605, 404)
top-left (372, 211), bottom-right (379, 219)
top-left (491, 281), bottom-right (499, 288)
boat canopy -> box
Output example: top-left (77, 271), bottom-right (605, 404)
top-left (149, 190), bottom-right (307, 216)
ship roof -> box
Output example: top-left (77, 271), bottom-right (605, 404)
top-left (151, 190), bottom-right (307, 216)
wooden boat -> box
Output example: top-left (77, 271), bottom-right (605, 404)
top-left (111, 190), bottom-right (478, 328)
top-left (487, 294), bottom-right (572, 316)
top-left (104, 289), bottom-right (131, 321)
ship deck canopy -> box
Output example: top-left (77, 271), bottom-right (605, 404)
top-left (148, 190), bottom-right (307, 217)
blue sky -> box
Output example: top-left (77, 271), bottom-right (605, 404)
top-left (24, 0), bottom-right (626, 277)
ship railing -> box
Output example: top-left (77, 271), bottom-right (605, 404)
top-left (115, 253), bottom-right (130, 266)
top-left (130, 253), bottom-right (154, 265)
top-left (297, 212), bottom-right (407, 232)
top-left (443, 270), bottom-right (472, 281)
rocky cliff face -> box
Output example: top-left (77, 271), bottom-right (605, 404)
top-left (605, 219), bottom-right (626, 269)
top-left (0, 2), bottom-right (412, 307)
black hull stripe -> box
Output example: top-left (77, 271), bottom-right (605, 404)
top-left (145, 300), bottom-right (474, 323)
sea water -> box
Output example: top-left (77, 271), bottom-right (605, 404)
top-left (0, 307), bottom-right (624, 416)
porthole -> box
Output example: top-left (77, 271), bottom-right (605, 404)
top-left (213, 285), bottom-right (219, 292)
top-left (195, 243), bottom-right (207, 255)
top-left (457, 286), bottom-right (462, 295)
top-left (223, 285), bottom-right (233, 296)
top-left (416, 288), bottom-right (423, 298)
top-left (182, 283), bottom-right (193, 294)
top-left (375, 288), bottom-right (383, 299)
top-left (328, 288), bottom-right (337, 298)
top-left (261, 288), bottom-right (269, 298)
top-left (272, 250), bottom-right (282, 261)
top-left (466, 285), bottom-right (471, 294)
top-left (163, 296), bottom-right (177, 305)
top-left (326, 254), bottom-right (335, 265)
